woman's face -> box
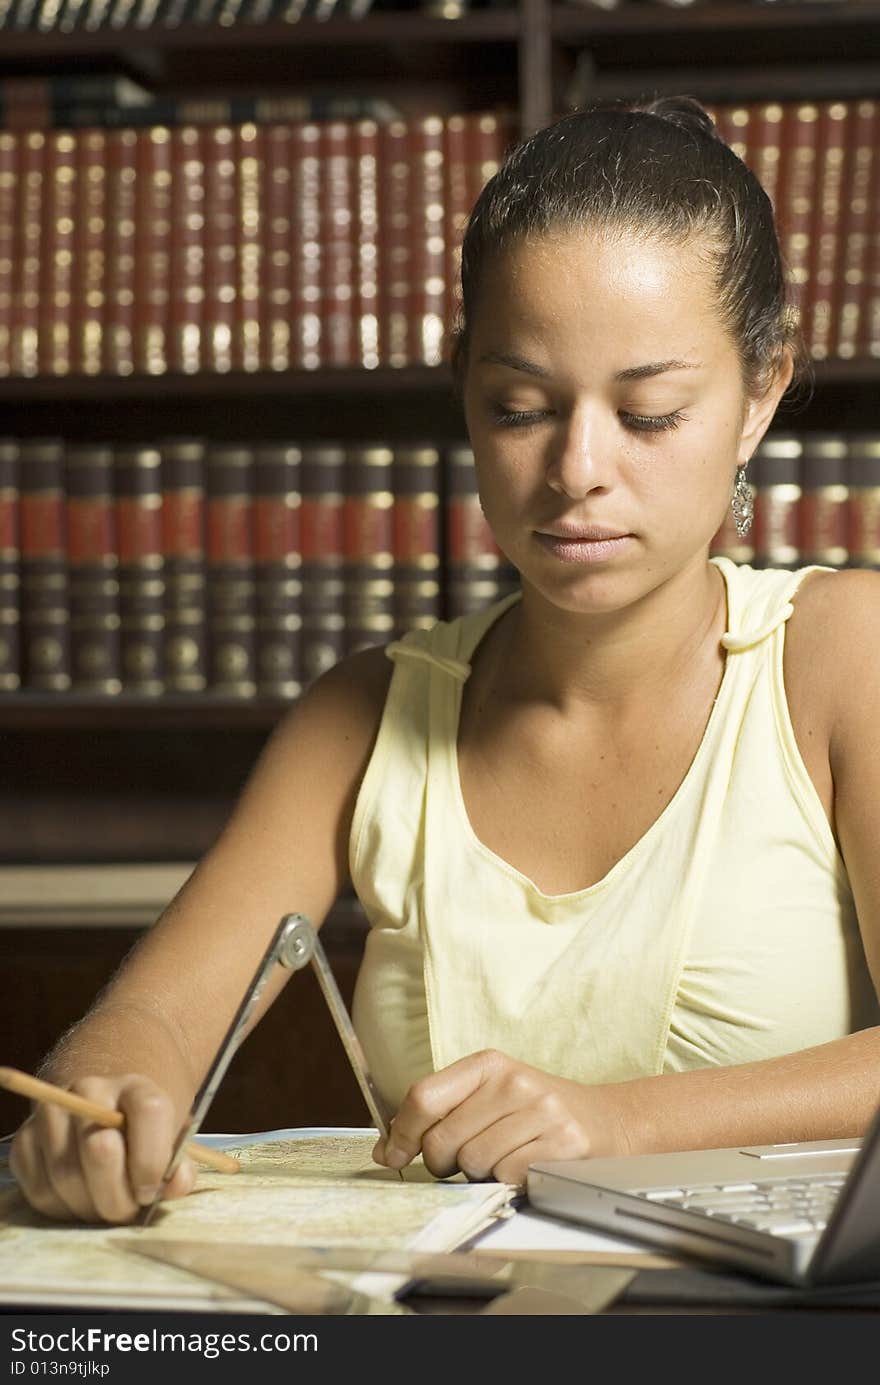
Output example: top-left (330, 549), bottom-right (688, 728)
top-left (462, 227), bottom-right (780, 615)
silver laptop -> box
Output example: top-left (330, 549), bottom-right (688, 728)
top-left (527, 1101), bottom-right (880, 1286)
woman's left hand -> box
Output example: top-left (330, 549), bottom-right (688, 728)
top-left (371, 1049), bottom-right (630, 1187)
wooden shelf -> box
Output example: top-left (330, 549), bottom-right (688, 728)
top-left (552, 1), bottom-right (880, 40)
top-left (0, 693), bottom-right (292, 730)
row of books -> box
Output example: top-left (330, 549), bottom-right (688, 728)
top-left (0, 75), bottom-right (403, 131)
top-left (0, 435), bottom-right (517, 698)
top-left (0, 0), bottom-right (506, 28)
top-left (0, 111), bottom-right (511, 377)
top-left (707, 97), bottom-right (880, 362)
top-left (2, 429), bottom-right (880, 700)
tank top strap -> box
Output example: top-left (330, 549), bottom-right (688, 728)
top-left (385, 641), bottom-right (472, 683)
top-left (714, 557), bottom-right (834, 655)
top-left (384, 589), bottom-right (522, 684)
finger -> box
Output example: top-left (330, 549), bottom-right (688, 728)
top-left (489, 1120), bottom-right (590, 1189)
top-left (115, 1079), bottom-right (180, 1207)
top-left (378, 1051), bottom-right (505, 1170)
top-left (162, 1154), bottom-right (196, 1202)
top-left (75, 1120), bottom-right (140, 1224)
top-left (9, 1120), bottom-right (79, 1222)
top-left (36, 1102), bottom-right (101, 1223)
top-left (419, 1065), bottom-right (552, 1180)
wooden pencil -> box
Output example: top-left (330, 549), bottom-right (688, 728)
top-left (0, 1066), bottom-right (240, 1174)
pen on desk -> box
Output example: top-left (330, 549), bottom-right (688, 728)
top-left (0, 1067), bottom-right (240, 1175)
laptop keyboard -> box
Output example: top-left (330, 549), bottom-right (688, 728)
top-left (632, 1174), bottom-right (846, 1237)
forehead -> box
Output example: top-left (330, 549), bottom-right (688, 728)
top-left (470, 228), bottom-right (727, 363)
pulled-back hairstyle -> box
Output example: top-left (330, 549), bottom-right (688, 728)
top-left (452, 95), bottom-right (812, 405)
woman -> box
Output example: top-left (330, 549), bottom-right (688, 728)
top-left (11, 96), bottom-right (880, 1224)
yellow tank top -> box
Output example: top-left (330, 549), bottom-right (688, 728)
top-left (349, 557), bottom-right (878, 1110)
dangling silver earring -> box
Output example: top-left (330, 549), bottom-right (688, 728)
top-left (731, 463), bottom-right (754, 538)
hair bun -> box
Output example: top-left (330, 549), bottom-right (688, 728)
top-left (633, 94), bottom-right (721, 143)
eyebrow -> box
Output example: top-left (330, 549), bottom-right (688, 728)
top-left (477, 351), bottom-right (701, 382)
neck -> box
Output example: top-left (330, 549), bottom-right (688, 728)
top-left (498, 558), bottom-right (727, 716)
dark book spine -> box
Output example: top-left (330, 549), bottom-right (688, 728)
top-left (445, 442), bottom-right (517, 619)
top-left (846, 436), bottom-right (880, 568)
top-left (290, 121), bottom-right (322, 370)
top-left (392, 443), bottom-right (440, 637)
top-left (0, 437), bottom-right (20, 690)
top-left (836, 99), bottom-right (877, 360)
top-left (751, 435), bottom-right (802, 569)
top-left (72, 126), bottom-right (106, 375)
top-left (352, 118), bottom-right (379, 370)
top-left (320, 120), bottom-right (356, 367)
top-left (161, 434), bottom-right (207, 692)
top-left (254, 442), bottom-right (302, 698)
top-left (378, 119), bottom-right (411, 367)
top-left (115, 443), bottom-right (165, 694)
top-left (408, 114), bottom-right (445, 367)
top-left (11, 130), bottom-right (43, 378)
top-left (300, 444), bottom-right (345, 682)
top-left (746, 101), bottom-right (785, 216)
top-left (260, 124), bottom-right (292, 372)
top-left (861, 107), bottom-right (880, 361)
top-left (168, 124), bottom-right (204, 375)
top-left (442, 113), bottom-right (469, 357)
top-left (235, 120), bottom-right (263, 373)
top-left (19, 436), bottom-right (70, 690)
top-left (65, 442), bottom-right (121, 692)
top-left (799, 433), bottom-right (849, 567)
top-left (134, 123), bottom-right (172, 375)
top-left (102, 128), bottom-right (138, 376)
top-left (206, 442), bottom-right (256, 696)
top-left (202, 122), bottom-right (238, 375)
top-left (344, 443), bottom-right (394, 656)
top-left (0, 131), bottom-right (16, 376)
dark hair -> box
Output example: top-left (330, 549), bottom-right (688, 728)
top-left (451, 95), bottom-right (812, 406)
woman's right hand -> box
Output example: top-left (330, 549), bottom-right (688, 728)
top-left (8, 1073), bottom-right (196, 1224)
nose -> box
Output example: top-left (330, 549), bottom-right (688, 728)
top-left (544, 406), bottom-right (614, 499)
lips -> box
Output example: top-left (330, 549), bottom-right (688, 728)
top-left (536, 524), bottom-right (631, 541)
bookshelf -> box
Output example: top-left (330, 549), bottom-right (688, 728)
top-left (2, 0), bottom-right (880, 1132)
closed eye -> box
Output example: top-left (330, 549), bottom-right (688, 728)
top-left (490, 407), bottom-right (687, 432)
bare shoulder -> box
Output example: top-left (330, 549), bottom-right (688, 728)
top-left (785, 567), bottom-right (880, 744)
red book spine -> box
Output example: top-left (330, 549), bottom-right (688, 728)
top-left (860, 107), bottom-right (880, 360)
top-left (715, 102), bottom-right (750, 164)
top-left (134, 124), bottom-right (172, 377)
top-left (206, 442), bottom-right (256, 697)
top-left (775, 103), bottom-right (820, 354)
top-left (65, 442), bottom-right (121, 693)
top-left (352, 118), bottom-right (380, 371)
top-left (11, 130), bottom-right (44, 378)
top-left (290, 121), bottom-right (322, 370)
top-left (260, 124), bottom-right (292, 372)
top-left (19, 436), bottom-right (70, 691)
top-left (846, 436), bottom-right (880, 567)
top-left (803, 101), bottom-right (850, 360)
top-left (799, 434), bottom-right (849, 567)
top-left (102, 129), bottom-right (138, 377)
top-left (38, 128), bottom-right (76, 377)
top-left (378, 119), bottom-right (411, 367)
top-left (320, 120), bottom-right (356, 367)
top-left (72, 127), bottom-right (107, 377)
top-left (202, 123), bottom-right (238, 376)
top-left (465, 112), bottom-right (507, 218)
top-left (445, 442), bottom-right (517, 620)
top-left (443, 114), bottom-right (470, 359)
top-left (744, 102), bottom-right (785, 217)
top-left (392, 443), bottom-right (441, 637)
top-left (837, 100), bottom-right (877, 360)
top-left (344, 443), bottom-right (394, 656)
top-left (161, 435), bottom-right (207, 693)
top-left (0, 437), bottom-right (20, 690)
top-left (236, 121), bottom-right (263, 374)
top-left (254, 442), bottom-right (302, 698)
top-left (300, 444), bottom-right (345, 682)
top-left (0, 131), bottom-right (18, 377)
top-left (408, 115), bottom-right (446, 368)
top-left (168, 125), bottom-right (205, 376)
top-left (115, 443), bottom-right (165, 695)
top-left (751, 435), bottom-right (802, 569)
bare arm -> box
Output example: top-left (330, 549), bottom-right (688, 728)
top-left (11, 645), bottom-right (393, 1221)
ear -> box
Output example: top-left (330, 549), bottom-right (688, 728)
top-left (736, 349), bottom-right (795, 467)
